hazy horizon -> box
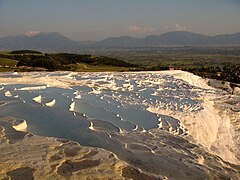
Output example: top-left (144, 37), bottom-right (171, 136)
top-left (0, 0), bottom-right (240, 41)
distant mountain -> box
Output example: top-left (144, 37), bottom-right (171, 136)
top-left (0, 31), bottom-right (240, 51)
top-left (213, 32), bottom-right (240, 45)
top-left (96, 31), bottom-right (240, 47)
top-left (0, 32), bottom-right (80, 52)
top-left (140, 31), bottom-right (212, 46)
top-left (95, 36), bottom-right (140, 47)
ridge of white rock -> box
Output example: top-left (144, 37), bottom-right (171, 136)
top-left (12, 120), bottom-right (27, 132)
top-left (69, 101), bottom-right (75, 112)
top-left (45, 99), bottom-right (56, 107)
top-left (158, 70), bottom-right (212, 89)
top-left (147, 71), bottom-right (239, 164)
top-left (4, 91), bottom-right (12, 97)
top-left (17, 85), bottom-right (47, 91)
top-left (33, 95), bottom-right (42, 103)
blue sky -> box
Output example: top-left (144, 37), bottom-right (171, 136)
top-left (0, 0), bottom-right (239, 40)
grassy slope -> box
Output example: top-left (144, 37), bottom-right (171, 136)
top-left (0, 58), bottom-right (18, 67)
top-left (0, 51), bottom-right (140, 72)
top-left (0, 67), bottom-right (15, 72)
top-left (68, 63), bottom-right (138, 72)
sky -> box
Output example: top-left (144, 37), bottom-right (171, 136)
top-left (0, 0), bottom-right (240, 41)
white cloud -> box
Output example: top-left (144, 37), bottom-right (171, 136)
top-left (128, 25), bottom-right (155, 34)
top-left (24, 31), bottom-right (41, 36)
top-left (175, 24), bottom-right (187, 31)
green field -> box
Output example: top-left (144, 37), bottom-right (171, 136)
top-left (110, 51), bottom-right (240, 68)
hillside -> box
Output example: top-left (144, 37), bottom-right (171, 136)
top-left (0, 51), bottom-right (139, 72)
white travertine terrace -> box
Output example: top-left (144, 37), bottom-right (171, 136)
top-left (0, 70), bottom-right (239, 165)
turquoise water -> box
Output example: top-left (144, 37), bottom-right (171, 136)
top-left (0, 72), bottom-right (204, 152)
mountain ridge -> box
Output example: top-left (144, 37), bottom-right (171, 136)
top-left (0, 31), bottom-right (240, 51)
